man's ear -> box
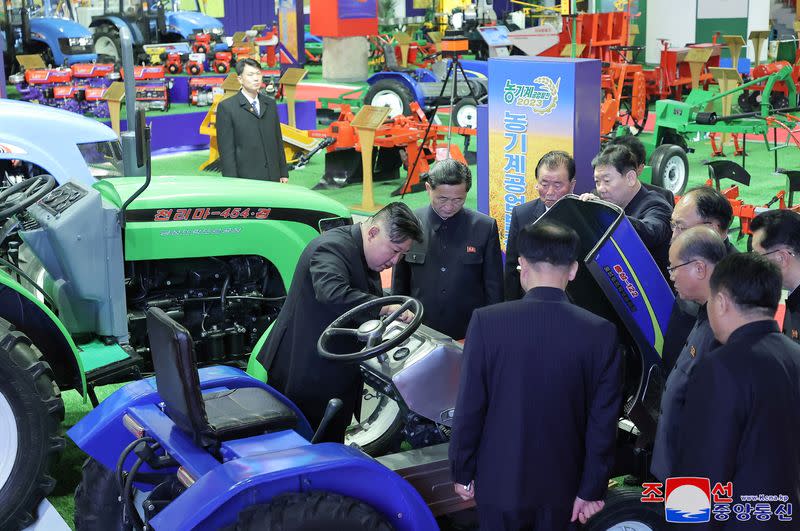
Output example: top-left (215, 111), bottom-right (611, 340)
top-left (694, 260), bottom-right (709, 280)
top-left (368, 225), bottom-right (380, 241)
top-left (626, 169), bottom-right (639, 186)
top-left (568, 261), bottom-right (579, 281)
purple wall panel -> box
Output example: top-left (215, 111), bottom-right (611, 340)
top-left (221, 0), bottom-right (276, 33)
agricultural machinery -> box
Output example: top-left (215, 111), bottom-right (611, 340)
top-left (0, 100), bottom-right (351, 529)
top-left (121, 64), bottom-right (171, 111)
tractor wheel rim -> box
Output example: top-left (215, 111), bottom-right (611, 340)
top-left (370, 90), bottom-right (405, 117)
top-left (606, 522), bottom-right (654, 531)
top-left (0, 391), bottom-right (19, 490)
top-left (455, 104), bottom-right (477, 128)
top-left (345, 392), bottom-right (400, 450)
top-left (95, 36), bottom-right (119, 62)
top-left (663, 156), bottom-right (686, 192)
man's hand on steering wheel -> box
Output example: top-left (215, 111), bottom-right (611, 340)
top-left (380, 303), bottom-right (415, 324)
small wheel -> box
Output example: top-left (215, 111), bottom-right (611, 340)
top-left (187, 63), bottom-right (201, 76)
top-left (195, 44), bottom-right (207, 54)
top-left (583, 488), bottom-right (663, 531)
top-left (167, 63), bottom-right (180, 75)
top-left (345, 390), bottom-right (404, 456)
top-left (649, 144), bottom-right (688, 195)
top-left (215, 62), bottom-right (229, 74)
top-left (452, 97), bottom-right (478, 129)
top-left (364, 79), bottom-right (415, 118)
top-left (738, 91), bottom-right (753, 112)
top-left (74, 458), bottom-right (131, 531)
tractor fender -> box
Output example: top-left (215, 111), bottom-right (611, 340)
top-left (367, 72), bottom-right (426, 106)
top-left (29, 17), bottom-right (97, 65)
top-left (0, 271), bottom-right (85, 396)
top-left (90, 16), bottom-right (145, 45)
top-left (151, 442), bottom-right (438, 530)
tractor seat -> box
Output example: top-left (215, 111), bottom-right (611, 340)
top-left (145, 308), bottom-right (297, 450)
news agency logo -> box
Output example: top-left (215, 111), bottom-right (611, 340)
top-left (664, 477), bottom-right (712, 523)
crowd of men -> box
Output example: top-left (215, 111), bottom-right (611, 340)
top-left (255, 137), bottom-right (800, 530)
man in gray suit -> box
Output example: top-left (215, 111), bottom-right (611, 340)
top-left (216, 58), bottom-right (288, 182)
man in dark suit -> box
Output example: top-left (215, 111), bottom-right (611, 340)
top-left (752, 210), bottom-right (800, 345)
top-left (450, 221), bottom-right (621, 530)
top-left (663, 186), bottom-right (738, 371)
top-left (504, 150), bottom-right (576, 300)
top-left (581, 144), bottom-right (673, 279)
top-left (651, 226), bottom-right (726, 482)
top-left (392, 159), bottom-right (502, 340)
top-left (606, 135), bottom-right (675, 205)
top-left (216, 58), bottom-right (289, 182)
top-left (257, 203), bottom-right (423, 442)
top-left (675, 253), bottom-right (800, 528)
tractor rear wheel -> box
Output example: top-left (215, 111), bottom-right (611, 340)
top-left (94, 25), bottom-right (121, 63)
top-left (364, 79), bottom-right (414, 118)
top-left (226, 491), bottom-right (394, 530)
top-left (452, 97), bottom-right (478, 129)
top-left (650, 144), bottom-right (688, 195)
top-left (345, 390), bottom-right (404, 456)
top-left (0, 317), bottom-right (64, 531)
top-left (583, 488), bottom-right (663, 531)
top-left (74, 458), bottom-right (131, 531)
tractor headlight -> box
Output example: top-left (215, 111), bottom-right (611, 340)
top-left (318, 216), bottom-right (353, 233)
top-left (207, 27), bottom-right (223, 36)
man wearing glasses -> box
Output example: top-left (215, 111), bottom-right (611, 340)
top-left (651, 226), bottom-right (727, 482)
top-left (504, 151), bottom-right (576, 300)
top-left (393, 159), bottom-right (503, 340)
top-left (751, 210), bottom-right (800, 344)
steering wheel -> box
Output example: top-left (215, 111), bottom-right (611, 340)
top-left (318, 295), bottom-right (423, 363)
top-left (0, 174), bottom-right (56, 221)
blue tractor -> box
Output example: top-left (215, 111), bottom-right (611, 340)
top-left (1, 0), bottom-right (96, 74)
top-left (90, 0), bottom-right (223, 63)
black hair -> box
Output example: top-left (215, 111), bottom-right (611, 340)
top-left (591, 144), bottom-right (638, 176)
top-left (685, 186), bottom-right (734, 230)
top-left (710, 253), bottom-right (782, 316)
top-left (675, 226), bottom-right (727, 265)
top-left (535, 150), bottom-right (576, 181)
top-left (235, 58), bottom-right (261, 75)
top-left (427, 158), bottom-right (472, 191)
top-left (518, 221), bottom-right (580, 267)
top-left (607, 136), bottom-right (646, 168)
top-left (751, 210), bottom-right (800, 255)
top-left (372, 202), bottom-right (424, 244)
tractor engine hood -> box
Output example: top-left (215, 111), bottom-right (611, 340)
top-left (165, 11), bottom-right (223, 38)
top-left (30, 17), bottom-right (94, 39)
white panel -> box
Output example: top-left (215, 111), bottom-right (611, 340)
top-left (698, 0), bottom-right (749, 19)
top-left (645, 0), bottom-right (697, 63)
top-left (747, 0), bottom-right (770, 61)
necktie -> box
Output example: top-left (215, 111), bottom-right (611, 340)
top-left (251, 99), bottom-right (259, 115)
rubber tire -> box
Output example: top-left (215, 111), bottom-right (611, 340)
top-left (452, 97), bottom-right (478, 129)
top-left (93, 25), bottom-right (121, 64)
top-left (364, 79), bottom-right (415, 117)
top-left (0, 317), bottom-right (65, 531)
top-left (650, 144), bottom-right (689, 195)
top-left (215, 62), bottom-right (229, 74)
top-left (583, 488), bottom-right (663, 531)
top-left (225, 491), bottom-right (394, 530)
top-left (167, 63), bottom-right (180, 75)
top-left (345, 394), bottom-right (405, 457)
top-left (187, 63), bottom-right (201, 76)
top-left (74, 458), bottom-right (131, 531)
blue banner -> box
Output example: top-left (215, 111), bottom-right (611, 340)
top-left (338, 0), bottom-right (376, 19)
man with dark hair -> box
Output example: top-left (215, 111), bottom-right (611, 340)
top-left (216, 58), bottom-right (288, 182)
top-left (450, 221), bottom-right (621, 530)
top-left (607, 135), bottom-right (675, 205)
top-left (393, 159), bottom-right (502, 340)
top-left (675, 253), bottom-right (800, 515)
top-left (581, 144), bottom-right (672, 279)
top-left (651, 226), bottom-right (726, 482)
top-left (752, 210), bottom-right (800, 344)
top-left (504, 150), bottom-right (576, 300)
top-left (258, 202), bottom-right (423, 442)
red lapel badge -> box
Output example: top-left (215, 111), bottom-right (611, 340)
top-left (466, 245), bottom-right (476, 253)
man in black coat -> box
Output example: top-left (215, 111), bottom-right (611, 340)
top-left (504, 150), bottom-right (576, 301)
top-left (257, 203), bottom-right (423, 442)
top-left (450, 221), bottom-right (621, 530)
top-left (216, 58), bottom-right (289, 182)
top-left (675, 253), bottom-right (800, 528)
top-left (581, 144), bottom-right (672, 279)
top-left (752, 210), bottom-right (800, 345)
top-left (651, 226), bottom-right (726, 482)
top-left (392, 159), bottom-right (502, 340)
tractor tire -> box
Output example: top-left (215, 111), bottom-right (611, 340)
top-left (650, 144), bottom-right (689, 195)
top-left (74, 458), bottom-right (131, 531)
top-left (364, 79), bottom-right (414, 118)
top-left (345, 391), bottom-right (404, 457)
top-left (225, 491), bottom-right (394, 531)
top-left (167, 63), bottom-right (180, 75)
top-left (0, 317), bottom-right (65, 531)
top-left (583, 488), bottom-right (663, 531)
top-left (452, 97), bottom-right (478, 129)
top-left (94, 25), bottom-right (121, 64)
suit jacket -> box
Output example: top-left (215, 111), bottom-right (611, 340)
top-left (503, 198), bottom-right (547, 301)
top-left (675, 320), bottom-right (800, 528)
top-left (785, 286), bottom-right (799, 345)
top-left (392, 206), bottom-right (503, 340)
top-left (216, 90), bottom-right (288, 182)
top-left (651, 304), bottom-right (719, 481)
top-left (256, 224), bottom-right (382, 440)
top-left (624, 185), bottom-right (672, 280)
top-left (449, 287), bottom-right (621, 514)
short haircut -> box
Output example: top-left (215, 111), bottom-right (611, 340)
top-left (685, 186), bottom-right (734, 230)
top-left (710, 253), bottom-right (782, 316)
top-left (674, 226), bottom-right (727, 265)
top-left (427, 158), bottom-right (472, 191)
top-left (592, 144), bottom-right (638, 176)
top-left (535, 150), bottom-right (576, 181)
top-left (751, 210), bottom-right (800, 255)
top-left (518, 221), bottom-right (580, 267)
top-left (235, 58), bottom-right (261, 75)
top-left (607, 135), bottom-right (646, 168)
top-left (371, 202), bottom-right (424, 244)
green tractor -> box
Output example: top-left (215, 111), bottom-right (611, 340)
top-left (0, 104), bottom-right (350, 529)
